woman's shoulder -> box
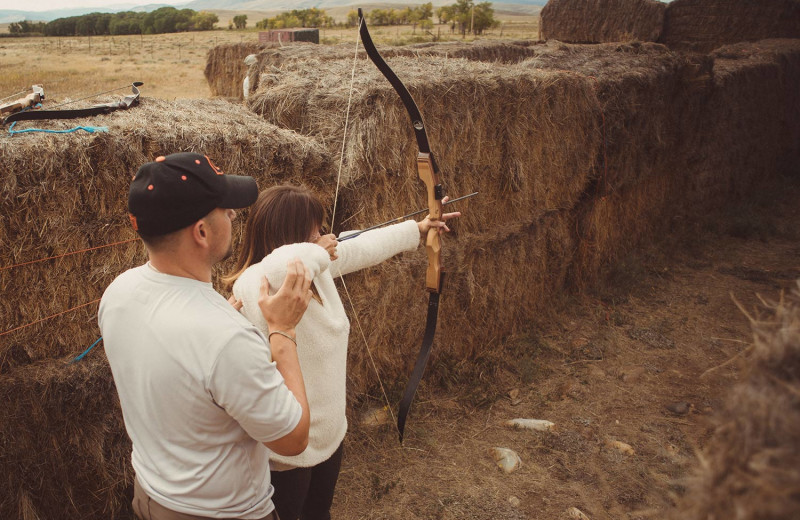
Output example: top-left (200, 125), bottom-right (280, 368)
top-left (234, 242), bottom-right (331, 293)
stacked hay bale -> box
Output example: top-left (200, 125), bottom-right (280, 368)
top-left (513, 39), bottom-right (800, 282)
top-left (662, 0), bottom-right (800, 53)
top-left (204, 42), bottom-right (271, 98)
top-left (681, 40), bottom-right (800, 205)
top-left (217, 40), bottom-right (540, 100)
top-left (0, 98), bottom-right (333, 520)
top-left (539, 0), bottom-right (667, 43)
top-left (676, 284), bottom-right (800, 519)
top-left (514, 41), bottom-right (706, 281)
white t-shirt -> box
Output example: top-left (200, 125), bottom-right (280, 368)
top-left (99, 264), bottom-right (302, 519)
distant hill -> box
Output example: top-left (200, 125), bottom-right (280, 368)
top-left (1, 0), bottom-right (544, 24)
top-left (0, 4), bottom-right (179, 23)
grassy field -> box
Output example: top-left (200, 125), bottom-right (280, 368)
top-left (0, 16), bottom-right (539, 103)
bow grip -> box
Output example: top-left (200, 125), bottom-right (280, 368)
top-left (425, 228), bottom-right (442, 293)
top-left (417, 152), bottom-right (443, 293)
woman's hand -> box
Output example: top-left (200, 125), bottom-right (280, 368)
top-left (313, 233), bottom-right (339, 261)
top-left (227, 295), bottom-right (243, 312)
top-left (417, 196), bottom-right (462, 238)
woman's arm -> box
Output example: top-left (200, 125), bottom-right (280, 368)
top-left (332, 203), bottom-right (461, 277)
top-left (233, 243), bottom-right (330, 334)
top-left (332, 220), bottom-right (421, 277)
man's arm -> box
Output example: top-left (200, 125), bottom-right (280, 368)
top-left (257, 259), bottom-right (312, 456)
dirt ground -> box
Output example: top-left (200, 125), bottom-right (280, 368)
top-left (330, 174), bottom-right (800, 520)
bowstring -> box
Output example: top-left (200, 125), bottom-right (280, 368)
top-left (331, 17), bottom-right (398, 429)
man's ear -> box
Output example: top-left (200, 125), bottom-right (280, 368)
top-left (190, 219), bottom-right (209, 247)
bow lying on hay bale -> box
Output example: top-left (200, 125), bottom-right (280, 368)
top-left (675, 283), bottom-right (800, 519)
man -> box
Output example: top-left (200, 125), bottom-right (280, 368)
top-left (99, 152), bottom-right (312, 520)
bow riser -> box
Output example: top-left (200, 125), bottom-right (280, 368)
top-left (0, 85), bottom-right (44, 117)
top-left (417, 153), bottom-right (443, 293)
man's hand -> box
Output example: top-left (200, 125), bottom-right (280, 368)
top-left (417, 196), bottom-right (462, 238)
top-left (257, 258), bottom-right (313, 333)
top-left (313, 233), bottom-right (339, 261)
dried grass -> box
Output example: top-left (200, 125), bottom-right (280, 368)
top-left (0, 354), bottom-right (133, 520)
top-left (539, 0), bottom-right (667, 43)
top-left (662, 0), bottom-right (800, 53)
top-left (676, 283), bottom-right (800, 519)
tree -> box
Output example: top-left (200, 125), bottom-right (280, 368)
top-left (436, 6), bottom-right (454, 25)
top-left (346, 10), bottom-right (359, 27)
top-left (418, 3), bottom-right (434, 21)
top-left (9, 20), bottom-right (46, 34)
top-left (443, 0), bottom-right (497, 36)
top-left (233, 15), bottom-right (247, 30)
top-left (470, 2), bottom-right (499, 35)
top-left (258, 8), bottom-right (334, 30)
top-left (192, 11), bottom-right (219, 31)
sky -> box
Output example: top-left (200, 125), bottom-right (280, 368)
top-left (1, 0), bottom-right (186, 13)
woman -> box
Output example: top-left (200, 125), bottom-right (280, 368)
top-left (225, 185), bottom-right (459, 520)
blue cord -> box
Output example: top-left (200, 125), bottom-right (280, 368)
top-left (9, 121), bottom-right (109, 135)
top-left (7, 105), bottom-right (109, 135)
top-left (71, 337), bottom-right (103, 363)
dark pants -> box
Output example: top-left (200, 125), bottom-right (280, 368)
top-left (270, 442), bottom-right (344, 520)
top-left (133, 478), bottom-right (279, 520)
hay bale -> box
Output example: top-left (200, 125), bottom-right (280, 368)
top-left (0, 353), bottom-right (133, 519)
top-left (662, 0), bottom-right (800, 53)
top-left (540, 0), bottom-right (667, 43)
top-left (241, 40), bottom-right (540, 98)
top-left (247, 55), bottom-right (600, 228)
top-left (341, 212), bottom-right (576, 397)
top-left (520, 40), bottom-right (800, 285)
top-left (204, 42), bottom-right (272, 98)
top-left (679, 39), bottom-right (800, 207)
top-left (519, 40), bottom-right (700, 192)
top-left (0, 97), bottom-right (333, 374)
top-left (676, 284), bottom-right (800, 519)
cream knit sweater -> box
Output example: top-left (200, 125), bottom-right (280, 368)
top-left (233, 220), bottom-right (420, 468)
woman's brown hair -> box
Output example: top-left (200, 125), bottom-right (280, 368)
top-left (224, 185), bottom-right (324, 288)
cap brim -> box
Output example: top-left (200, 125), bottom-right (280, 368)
top-left (219, 175), bottom-right (258, 209)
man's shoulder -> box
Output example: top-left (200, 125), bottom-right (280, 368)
top-left (102, 265), bottom-right (146, 299)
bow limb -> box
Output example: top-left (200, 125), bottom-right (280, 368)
top-left (3, 82), bottom-right (141, 125)
top-left (358, 9), bottom-right (445, 442)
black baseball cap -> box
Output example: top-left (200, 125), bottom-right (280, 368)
top-left (128, 152), bottom-right (258, 236)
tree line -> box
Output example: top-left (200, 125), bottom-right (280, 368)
top-left (10, 7), bottom-right (219, 36)
top-left (253, 1), bottom-right (498, 36)
top-left (255, 8), bottom-right (334, 30)
top-left (9, 1), bottom-right (499, 37)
